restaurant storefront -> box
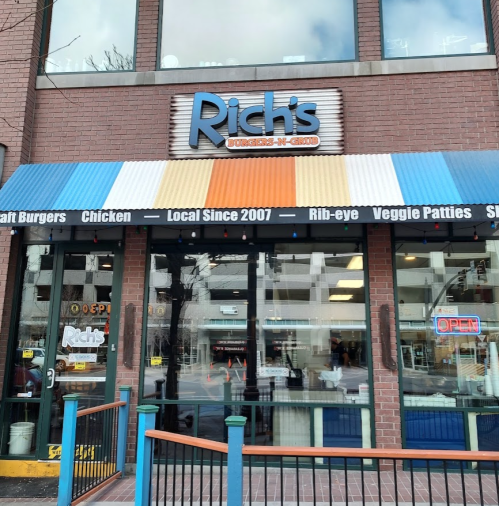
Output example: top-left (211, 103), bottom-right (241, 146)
top-left (2, 145), bottom-right (499, 462)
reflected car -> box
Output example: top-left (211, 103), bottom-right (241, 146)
top-left (24, 348), bottom-right (71, 371)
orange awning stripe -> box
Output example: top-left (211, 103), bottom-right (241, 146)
top-left (204, 157), bottom-right (296, 208)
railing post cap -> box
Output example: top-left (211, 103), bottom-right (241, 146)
top-left (225, 416), bottom-right (247, 427)
top-left (137, 405), bottom-right (159, 414)
top-left (63, 394), bottom-right (80, 401)
top-left (119, 385), bottom-right (132, 391)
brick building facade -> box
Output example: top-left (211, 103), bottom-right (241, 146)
top-left (1, 0), bottom-right (499, 472)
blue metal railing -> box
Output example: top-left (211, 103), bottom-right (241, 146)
top-left (136, 409), bottom-right (499, 506)
top-left (57, 386), bottom-right (131, 506)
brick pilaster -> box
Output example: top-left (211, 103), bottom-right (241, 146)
top-left (357, 0), bottom-right (382, 61)
top-left (135, 0), bottom-right (160, 72)
top-left (115, 226), bottom-right (147, 462)
top-left (367, 224), bottom-right (402, 449)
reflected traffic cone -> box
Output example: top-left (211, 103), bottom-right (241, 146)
top-left (226, 372), bottom-right (230, 382)
top-left (228, 358), bottom-right (232, 368)
top-left (243, 359), bottom-right (247, 367)
top-left (210, 362), bottom-right (213, 369)
top-left (243, 371), bottom-right (246, 381)
top-left (207, 374), bottom-right (211, 382)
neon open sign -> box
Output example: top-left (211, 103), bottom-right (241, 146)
top-left (434, 316), bottom-right (481, 335)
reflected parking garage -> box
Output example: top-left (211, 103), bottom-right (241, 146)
top-left (142, 242), bottom-right (370, 446)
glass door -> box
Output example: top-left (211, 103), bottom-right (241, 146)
top-left (39, 246), bottom-right (123, 459)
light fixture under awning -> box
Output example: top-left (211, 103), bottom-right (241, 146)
top-left (0, 150), bottom-right (499, 227)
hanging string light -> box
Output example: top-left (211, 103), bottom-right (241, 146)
top-left (473, 226), bottom-right (478, 241)
top-left (344, 224), bottom-right (349, 231)
top-left (242, 229), bottom-right (247, 241)
top-left (191, 231), bottom-right (196, 238)
top-left (292, 226), bottom-right (298, 239)
top-left (223, 227), bottom-right (228, 238)
top-left (49, 229), bottom-right (53, 242)
top-left (10, 227), bottom-right (18, 236)
top-left (423, 231), bottom-right (427, 245)
top-left (434, 222), bottom-right (440, 230)
top-left (94, 231), bottom-right (98, 244)
top-left (178, 231), bottom-right (183, 243)
top-left (491, 222), bottom-right (496, 229)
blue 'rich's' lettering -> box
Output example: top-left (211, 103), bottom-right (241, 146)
top-left (189, 91), bottom-right (320, 149)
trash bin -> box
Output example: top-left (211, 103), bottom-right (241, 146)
top-left (8, 422), bottom-right (35, 455)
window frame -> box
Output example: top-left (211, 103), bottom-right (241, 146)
top-left (156, 0), bottom-right (360, 71)
top-left (379, 0), bottom-right (495, 61)
top-left (38, 0), bottom-right (140, 75)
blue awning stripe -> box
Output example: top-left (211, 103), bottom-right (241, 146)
top-left (0, 163), bottom-right (79, 211)
top-left (443, 151), bottom-right (499, 205)
top-left (52, 162), bottom-right (124, 210)
top-left (391, 152), bottom-right (463, 205)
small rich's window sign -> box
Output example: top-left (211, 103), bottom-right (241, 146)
top-left (62, 326), bottom-right (105, 347)
top-left (434, 316), bottom-right (481, 335)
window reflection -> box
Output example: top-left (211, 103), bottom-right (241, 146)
top-left (143, 244), bottom-right (369, 409)
top-left (160, 0), bottom-right (356, 69)
top-left (43, 0), bottom-right (137, 73)
top-left (396, 241), bottom-right (499, 407)
top-left (9, 245), bottom-right (54, 398)
top-left (382, 0), bottom-right (489, 58)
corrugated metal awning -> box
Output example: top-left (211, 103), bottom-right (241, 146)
top-left (0, 151), bottom-right (498, 227)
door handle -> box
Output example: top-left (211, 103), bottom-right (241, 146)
top-left (47, 368), bottom-right (55, 389)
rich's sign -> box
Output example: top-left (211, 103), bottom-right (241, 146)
top-left (189, 91), bottom-right (320, 151)
top-left (170, 88), bottom-right (343, 158)
top-left (434, 316), bottom-right (481, 335)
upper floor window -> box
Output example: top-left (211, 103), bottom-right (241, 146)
top-left (381, 0), bottom-right (490, 59)
top-left (159, 0), bottom-right (356, 70)
top-left (42, 0), bottom-right (138, 73)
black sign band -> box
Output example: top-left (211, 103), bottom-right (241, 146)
top-left (1, 205), bottom-right (499, 227)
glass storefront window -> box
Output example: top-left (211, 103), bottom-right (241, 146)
top-left (396, 241), bottom-right (499, 408)
top-left (42, 0), bottom-right (137, 73)
top-left (142, 243), bottom-right (370, 410)
top-left (381, 0), bottom-right (489, 58)
top-left (8, 245), bottom-right (53, 398)
top-left (159, 0), bottom-right (356, 69)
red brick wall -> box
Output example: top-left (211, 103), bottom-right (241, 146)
top-left (367, 224), bottom-right (401, 449)
top-left (28, 70), bottom-right (499, 166)
top-left (115, 226), bottom-right (147, 462)
top-left (358, 0), bottom-right (382, 61)
top-left (0, 0), bottom-right (43, 401)
top-left (135, 0), bottom-right (160, 72)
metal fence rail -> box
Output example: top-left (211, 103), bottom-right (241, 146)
top-left (136, 409), bottom-right (499, 506)
top-left (243, 446), bottom-right (499, 506)
top-left (150, 432), bottom-right (228, 506)
top-left (71, 402), bottom-right (123, 503)
top-left (57, 387), bottom-right (131, 506)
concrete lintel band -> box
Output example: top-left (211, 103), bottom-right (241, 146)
top-left (35, 55), bottom-right (497, 90)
